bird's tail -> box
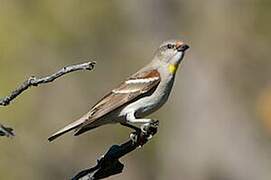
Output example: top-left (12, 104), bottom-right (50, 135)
top-left (73, 117), bottom-right (108, 136)
top-left (74, 124), bottom-right (99, 136)
top-left (48, 117), bottom-right (87, 142)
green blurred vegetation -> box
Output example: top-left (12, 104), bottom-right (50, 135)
top-left (0, 1), bottom-right (271, 180)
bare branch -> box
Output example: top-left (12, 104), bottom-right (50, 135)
top-left (71, 122), bottom-right (158, 180)
top-left (0, 61), bottom-right (96, 106)
top-left (0, 124), bottom-right (14, 137)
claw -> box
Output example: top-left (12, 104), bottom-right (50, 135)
top-left (141, 120), bottom-right (159, 132)
top-left (147, 134), bottom-right (153, 140)
top-left (129, 132), bottom-right (138, 144)
top-left (141, 125), bottom-right (148, 134)
top-left (151, 120), bottom-right (159, 127)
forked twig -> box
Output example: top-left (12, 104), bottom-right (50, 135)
top-left (0, 61), bottom-right (96, 138)
top-left (0, 61), bottom-right (96, 106)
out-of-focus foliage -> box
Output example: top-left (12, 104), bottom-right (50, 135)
top-left (257, 87), bottom-right (271, 133)
top-left (0, 0), bottom-right (271, 180)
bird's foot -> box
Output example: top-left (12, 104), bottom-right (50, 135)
top-left (129, 132), bottom-right (138, 144)
top-left (141, 119), bottom-right (159, 132)
top-left (129, 120), bottom-right (159, 145)
top-left (141, 120), bottom-right (159, 139)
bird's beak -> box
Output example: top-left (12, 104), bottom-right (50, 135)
top-left (175, 41), bottom-right (190, 52)
top-left (177, 44), bottom-right (190, 52)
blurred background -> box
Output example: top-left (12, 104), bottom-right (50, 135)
top-left (0, 0), bottom-right (271, 179)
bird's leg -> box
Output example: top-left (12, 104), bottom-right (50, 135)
top-left (126, 112), bottom-right (153, 126)
top-left (123, 112), bottom-right (160, 143)
top-left (120, 122), bottom-right (140, 144)
top-left (126, 112), bottom-right (158, 134)
top-left (124, 112), bottom-right (152, 143)
top-left (120, 122), bottom-right (140, 132)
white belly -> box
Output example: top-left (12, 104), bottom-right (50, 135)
top-left (119, 77), bottom-right (175, 118)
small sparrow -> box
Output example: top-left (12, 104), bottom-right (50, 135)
top-left (48, 40), bottom-right (189, 141)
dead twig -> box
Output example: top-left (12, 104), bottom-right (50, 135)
top-left (71, 122), bottom-right (158, 180)
top-left (0, 61), bottom-right (96, 138)
top-left (0, 124), bottom-right (14, 137)
top-left (0, 61), bottom-right (96, 106)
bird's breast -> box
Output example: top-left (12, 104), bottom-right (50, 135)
top-left (132, 76), bottom-right (175, 118)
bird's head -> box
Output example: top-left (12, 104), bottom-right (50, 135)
top-left (154, 40), bottom-right (189, 74)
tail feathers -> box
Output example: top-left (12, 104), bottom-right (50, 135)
top-left (48, 118), bottom-right (87, 142)
top-left (74, 118), bottom-right (107, 136)
top-left (74, 125), bottom-right (99, 136)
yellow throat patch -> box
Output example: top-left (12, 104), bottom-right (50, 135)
top-left (168, 64), bottom-right (178, 74)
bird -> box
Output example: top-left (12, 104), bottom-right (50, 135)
top-left (48, 39), bottom-right (189, 142)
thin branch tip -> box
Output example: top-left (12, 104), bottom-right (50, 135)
top-left (0, 124), bottom-right (15, 137)
top-left (0, 61), bottom-right (96, 107)
top-left (0, 61), bottom-right (96, 137)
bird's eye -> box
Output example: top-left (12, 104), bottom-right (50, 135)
top-left (167, 44), bottom-right (174, 49)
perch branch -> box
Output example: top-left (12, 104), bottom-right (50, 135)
top-left (0, 61), bottom-right (96, 106)
top-left (71, 122), bottom-right (159, 180)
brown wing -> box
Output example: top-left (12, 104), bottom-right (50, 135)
top-left (48, 69), bottom-right (160, 141)
top-left (83, 69), bottom-right (161, 121)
